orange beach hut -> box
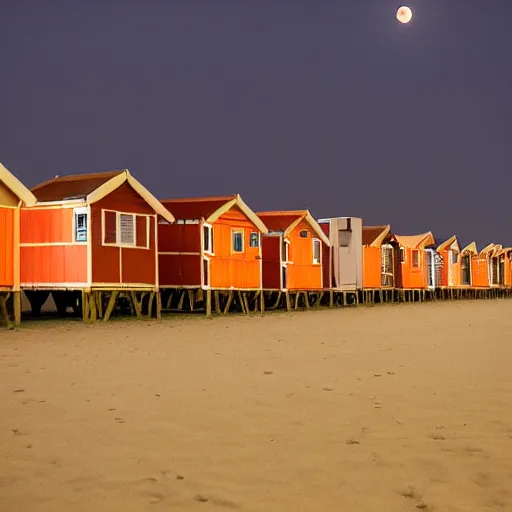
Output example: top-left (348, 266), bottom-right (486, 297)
top-left (361, 224), bottom-right (399, 289)
top-left (436, 235), bottom-right (462, 288)
top-left (461, 242), bottom-right (490, 288)
top-left (21, 170), bottom-right (174, 318)
top-left (395, 232), bottom-right (436, 289)
top-left (158, 195), bottom-right (268, 291)
top-left (257, 210), bottom-right (331, 291)
top-left (0, 163), bottom-right (37, 324)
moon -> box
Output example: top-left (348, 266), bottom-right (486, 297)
top-left (396, 5), bottom-right (413, 24)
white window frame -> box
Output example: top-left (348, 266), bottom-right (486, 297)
top-left (312, 238), bottom-right (321, 265)
top-left (249, 231), bottom-right (260, 248)
top-left (232, 228), bottom-right (244, 253)
top-left (102, 209), bottom-right (150, 250)
top-left (203, 223), bottom-right (214, 255)
top-left (411, 249), bottom-right (420, 268)
top-left (73, 207), bottom-right (88, 243)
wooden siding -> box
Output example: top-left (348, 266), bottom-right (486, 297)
top-left (470, 254), bottom-right (490, 288)
top-left (285, 220), bottom-right (323, 290)
top-left (158, 223), bottom-right (200, 253)
top-left (261, 236), bottom-right (282, 290)
top-left (159, 254), bottom-right (201, 287)
top-left (399, 247), bottom-right (428, 289)
top-left (0, 206), bottom-right (15, 287)
top-left (91, 183), bottom-right (157, 286)
top-left (363, 246), bottom-right (382, 289)
top-left (20, 245), bottom-right (87, 284)
top-left (21, 208), bottom-right (74, 243)
top-left (209, 208), bottom-right (261, 289)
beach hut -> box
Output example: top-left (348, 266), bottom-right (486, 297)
top-left (499, 248), bottom-right (512, 288)
top-left (394, 232), bottom-right (436, 290)
top-left (158, 194), bottom-right (268, 314)
top-left (317, 217), bottom-right (363, 293)
top-left (436, 235), bottom-right (462, 288)
top-left (0, 163), bottom-right (37, 325)
top-left (480, 243), bottom-right (498, 288)
top-left (361, 224), bottom-right (400, 289)
top-left (487, 244), bottom-right (505, 287)
top-left (461, 242), bottom-right (490, 288)
top-left (257, 210), bottom-right (331, 299)
top-left (21, 170), bottom-right (174, 320)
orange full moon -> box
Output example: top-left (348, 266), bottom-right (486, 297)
top-left (396, 5), bottom-right (413, 24)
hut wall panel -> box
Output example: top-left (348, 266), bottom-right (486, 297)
top-left (0, 206), bottom-right (15, 287)
top-left (209, 207), bottom-right (261, 289)
top-left (471, 256), bottom-right (490, 287)
top-left (20, 208), bottom-right (73, 243)
top-left (400, 247), bottom-right (428, 289)
top-left (20, 245), bottom-right (87, 284)
top-left (286, 221), bottom-right (322, 290)
top-left (159, 254), bottom-right (201, 287)
top-left (158, 223), bottom-right (200, 253)
top-left (261, 236), bottom-right (281, 290)
top-left (121, 218), bottom-right (156, 285)
top-left (363, 246), bottom-right (382, 289)
top-left (91, 185), bottom-right (158, 286)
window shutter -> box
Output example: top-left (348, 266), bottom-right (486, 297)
top-left (136, 216), bottom-right (148, 248)
top-left (104, 211), bottom-right (117, 244)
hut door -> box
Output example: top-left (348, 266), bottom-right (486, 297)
top-left (499, 256), bottom-right (505, 285)
top-left (435, 253), bottom-right (443, 288)
top-left (491, 257), bottom-right (499, 285)
top-left (426, 250), bottom-right (434, 288)
top-left (381, 244), bottom-right (394, 288)
top-left (203, 258), bottom-right (210, 287)
top-left (461, 254), bottom-right (471, 286)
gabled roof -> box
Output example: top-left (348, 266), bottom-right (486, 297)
top-left (31, 169), bottom-right (174, 222)
top-left (161, 194), bottom-right (268, 234)
top-left (461, 242), bottom-right (478, 254)
top-left (257, 210), bottom-right (330, 246)
top-left (0, 162), bottom-right (37, 206)
top-left (437, 235), bottom-right (460, 252)
top-left (362, 225), bottom-right (391, 247)
top-left (480, 243), bottom-right (496, 255)
top-left (395, 232), bottom-right (435, 249)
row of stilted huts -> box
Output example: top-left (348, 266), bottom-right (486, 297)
top-left (1, 163), bottom-right (511, 328)
top-left (2, 285), bottom-right (512, 328)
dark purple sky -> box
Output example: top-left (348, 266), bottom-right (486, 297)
top-left (2, 0), bottom-right (511, 247)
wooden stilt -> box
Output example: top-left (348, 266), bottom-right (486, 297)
top-left (214, 291), bottom-right (221, 314)
top-left (130, 291), bottom-right (142, 318)
top-left (165, 291), bottom-right (174, 310)
top-left (0, 295), bottom-right (9, 328)
top-left (223, 291), bottom-right (234, 314)
top-left (177, 291), bottom-right (185, 311)
top-left (188, 290), bottom-right (195, 311)
top-left (329, 290), bottom-right (334, 307)
top-left (260, 290), bottom-right (265, 314)
top-left (13, 291), bottom-right (21, 326)
top-left (285, 292), bottom-right (292, 312)
top-left (147, 292), bottom-right (155, 318)
top-left (89, 293), bottom-right (97, 322)
top-left (156, 292), bottom-right (162, 319)
top-left (103, 291), bottom-right (119, 321)
top-left (205, 289), bottom-right (212, 318)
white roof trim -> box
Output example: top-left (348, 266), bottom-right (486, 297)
top-left (207, 194), bottom-right (269, 234)
top-left (0, 162), bottom-right (37, 206)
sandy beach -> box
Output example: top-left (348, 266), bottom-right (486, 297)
top-left (1, 300), bottom-right (512, 511)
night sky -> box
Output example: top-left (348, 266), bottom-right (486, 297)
top-left (2, 1), bottom-right (511, 247)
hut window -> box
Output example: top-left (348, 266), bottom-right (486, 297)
top-left (249, 232), bottom-right (260, 248)
top-left (412, 250), bottom-right (420, 268)
top-left (232, 229), bottom-right (244, 253)
top-left (74, 208), bottom-right (88, 242)
top-left (203, 224), bottom-right (214, 254)
top-left (400, 248), bottom-right (405, 263)
top-left (103, 211), bottom-right (117, 244)
top-left (451, 251), bottom-right (458, 264)
top-left (119, 214), bottom-right (135, 245)
top-left (136, 215), bottom-right (149, 249)
top-left (312, 238), bottom-right (321, 264)
top-left (338, 229), bottom-right (351, 247)
top-left (300, 230), bottom-right (309, 238)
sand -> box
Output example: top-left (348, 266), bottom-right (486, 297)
top-left (1, 300), bottom-right (512, 511)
